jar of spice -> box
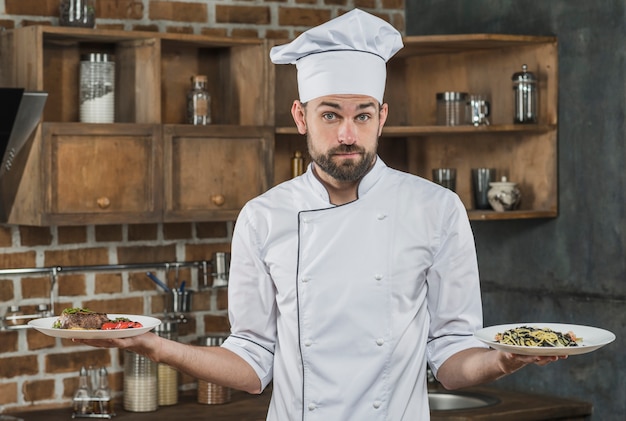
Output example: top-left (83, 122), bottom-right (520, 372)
top-left (197, 333), bottom-right (231, 404)
top-left (59, 0), bottom-right (96, 28)
top-left (187, 75), bottom-right (211, 125)
top-left (79, 53), bottom-right (115, 123)
top-left (123, 350), bottom-right (157, 412)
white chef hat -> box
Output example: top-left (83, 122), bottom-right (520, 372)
top-left (270, 9), bottom-right (403, 103)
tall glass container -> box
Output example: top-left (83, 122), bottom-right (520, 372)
top-left (80, 53), bottom-right (115, 123)
top-left (123, 350), bottom-right (158, 412)
top-left (187, 75), bottom-right (211, 125)
top-left (59, 0), bottom-right (96, 28)
top-left (512, 64), bottom-right (538, 124)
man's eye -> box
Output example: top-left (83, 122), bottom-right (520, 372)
top-left (356, 114), bottom-right (370, 122)
top-left (322, 113), bottom-right (336, 121)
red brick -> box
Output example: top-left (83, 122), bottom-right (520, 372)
top-left (58, 226), bottom-right (87, 244)
top-left (0, 251), bottom-right (36, 269)
top-left (117, 244), bottom-right (176, 264)
top-left (23, 379), bottom-right (55, 402)
top-left (57, 273), bottom-right (87, 297)
top-left (0, 355), bottom-right (39, 378)
top-left (19, 226), bottom-right (52, 246)
top-left (5, 0), bottom-right (57, 16)
top-left (382, 0), bottom-right (405, 10)
top-left (82, 296), bottom-right (144, 314)
top-left (278, 7), bottom-right (331, 27)
top-left (127, 223), bottom-right (158, 241)
top-left (215, 5), bottom-right (270, 25)
top-left (27, 328), bottom-right (57, 350)
top-left (192, 289), bottom-right (211, 311)
top-left (94, 272), bottom-right (123, 294)
top-left (184, 243), bottom-right (230, 262)
top-left (45, 349), bottom-right (111, 374)
top-left (0, 330), bottom-right (18, 353)
top-left (44, 247), bottom-right (109, 267)
top-left (0, 20), bottom-right (16, 30)
top-left (149, 0), bottom-right (208, 23)
top-left (165, 25), bottom-right (194, 34)
top-left (21, 20), bottom-right (54, 27)
top-left (0, 279), bottom-right (15, 302)
top-left (0, 225), bottom-right (12, 246)
top-left (266, 29), bottom-right (290, 40)
top-left (216, 287), bottom-right (228, 310)
top-left (203, 313), bottom-right (230, 333)
top-left (231, 28), bottom-right (260, 38)
top-left (130, 270), bottom-right (166, 292)
top-left (22, 276), bottom-right (51, 299)
top-left (97, 0), bottom-right (144, 20)
top-left (94, 224), bottom-right (123, 242)
top-left (163, 223), bottom-right (192, 240)
top-left (0, 382), bottom-right (18, 405)
top-left (354, 0), bottom-right (377, 9)
top-left (196, 222), bottom-right (228, 238)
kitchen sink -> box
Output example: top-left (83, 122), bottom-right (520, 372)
top-left (428, 391), bottom-right (500, 411)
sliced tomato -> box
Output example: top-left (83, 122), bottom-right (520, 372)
top-left (101, 321), bottom-right (143, 330)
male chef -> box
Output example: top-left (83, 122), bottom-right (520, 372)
top-left (80, 9), bottom-right (562, 421)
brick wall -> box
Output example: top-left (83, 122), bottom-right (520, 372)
top-left (0, 0), bottom-right (405, 413)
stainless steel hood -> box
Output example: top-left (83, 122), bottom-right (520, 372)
top-left (0, 88), bottom-right (47, 221)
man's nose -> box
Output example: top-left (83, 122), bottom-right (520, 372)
top-left (338, 120), bottom-right (357, 145)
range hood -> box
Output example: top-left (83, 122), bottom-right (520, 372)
top-left (0, 88), bottom-right (48, 222)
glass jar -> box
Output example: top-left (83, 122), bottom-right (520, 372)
top-left (80, 53), bottom-right (115, 123)
top-left (187, 75), bottom-right (211, 125)
top-left (155, 320), bottom-right (179, 406)
top-left (59, 0), bottom-right (96, 28)
top-left (436, 91), bottom-right (469, 126)
top-left (512, 64), bottom-right (538, 124)
top-left (123, 350), bottom-right (157, 412)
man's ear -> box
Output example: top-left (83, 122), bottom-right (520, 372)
top-left (291, 100), bottom-right (307, 135)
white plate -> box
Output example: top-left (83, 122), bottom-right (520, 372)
top-left (475, 323), bottom-right (616, 356)
top-left (28, 314), bottom-right (161, 339)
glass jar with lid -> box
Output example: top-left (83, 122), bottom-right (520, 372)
top-left (59, 0), bottom-right (96, 28)
top-left (187, 75), bottom-right (211, 125)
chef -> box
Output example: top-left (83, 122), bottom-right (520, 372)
top-left (79, 9), bottom-right (563, 421)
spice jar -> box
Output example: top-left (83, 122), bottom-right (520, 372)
top-left (59, 0), bottom-right (96, 28)
top-left (512, 64), bottom-right (538, 124)
top-left (155, 320), bottom-right (179, 406)
top-left (436, 92), bottom-right (469, 126)
top-left (80, 53), bottom-right (115, 123)
top-left (197, 333), bottom-right (231, 404)
top-left (187, 75), bottom-right (211, 125)
top-left (123, 350), bottom-right (158, 412)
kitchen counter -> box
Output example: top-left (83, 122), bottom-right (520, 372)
top-left (6, 386), bottom-right (591, 421)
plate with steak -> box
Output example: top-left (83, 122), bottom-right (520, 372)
top-left (28, 308), bottom-right (161, 339)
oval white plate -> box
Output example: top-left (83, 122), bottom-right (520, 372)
top-left (475, 323), bottom-right (616, 356)
top-left (28, 314), bottom-right (161, 339)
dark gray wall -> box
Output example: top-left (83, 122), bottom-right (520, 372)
top-left (406, 1), bottom-right (625, 420)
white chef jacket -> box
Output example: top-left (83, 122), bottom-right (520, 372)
top-left (222, 157), bottom-right (487, 421)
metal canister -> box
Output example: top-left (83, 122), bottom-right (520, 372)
top-left (197, 333), bottom-right (231, 404)
top-left (512, 64), bottom-right (537, 123)
top-left (155, 320), bottom-right (179, 406)
top-left (436, 92), bottom-right (469, 126)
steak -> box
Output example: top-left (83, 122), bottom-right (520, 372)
top-left (57, 309), bottom-right (110, 329)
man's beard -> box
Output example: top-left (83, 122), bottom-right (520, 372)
top-left (308, 140), bottom-right (377, 182)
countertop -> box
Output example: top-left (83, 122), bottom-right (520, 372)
top-left (6, 385), bottom-right (592, 421)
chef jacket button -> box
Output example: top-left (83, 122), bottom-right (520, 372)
top-left (376, 338), bottom-right (384, 346)
top-left (308, 403), bottom-right (316, 411)
top-left (301, 277), bottom-right (309, 283)
top-left (373, 400), bottom-right (382, 409)
top-left (374, 274), bottom-right (383, 281)
top-left (377, 213), bottom-right (386, 220)
top-left (304, 339), bottom-right (313, 347)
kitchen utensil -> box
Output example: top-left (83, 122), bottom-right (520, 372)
top-left (471, 168), bottom-right (496, 209)
top-left (468, 94), bottom-right (490, 126)
top-left (512, 64), bottom-right (537, 123)
top-left (432, 168), bottom-right (457, 192)
top-left (436, 92), bottom-right (469, 126)
top-left (487, 176), bottom-right (521, 211)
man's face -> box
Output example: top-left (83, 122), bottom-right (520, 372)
top-left (297, 95), bottom-right (387, 183)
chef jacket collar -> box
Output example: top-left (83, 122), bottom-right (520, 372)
top-left (304, 156), bottom-right (387, 205)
